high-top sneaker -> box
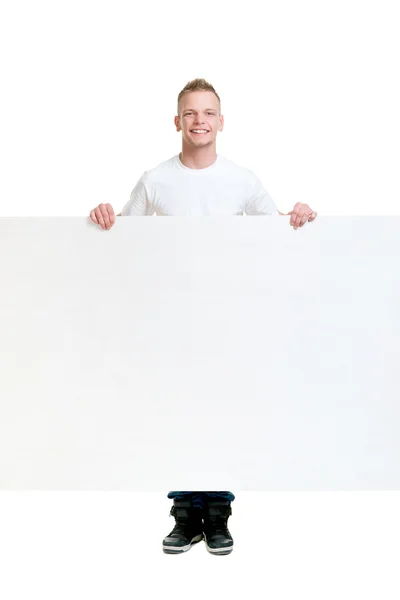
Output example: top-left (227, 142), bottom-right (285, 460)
top-left (203, 499), bottom-right (234, 555)
top-left (162, 498), bottom-right (203, 554)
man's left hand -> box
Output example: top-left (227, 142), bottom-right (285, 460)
top-left (288, 203), bottom-right (317, 229)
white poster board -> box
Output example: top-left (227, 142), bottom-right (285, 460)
top-left (1, 217), bottom-right (399, 490)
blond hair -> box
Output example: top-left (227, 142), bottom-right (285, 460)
top-left (177, 78), bottom-right (221, 113)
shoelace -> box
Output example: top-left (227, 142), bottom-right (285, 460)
top-left (204, 517), bottom-right (229, 535)
top-left (170, 513), bottom-right (202, 534)
top-left (171, 521), bottom-right (189, 534)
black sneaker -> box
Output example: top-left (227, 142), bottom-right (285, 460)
top-left (162, 499), bottom-right (203, 554)
top-left (203, 500), bottom-right (234, 555)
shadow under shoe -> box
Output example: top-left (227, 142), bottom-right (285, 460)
top-left (203, 500), bottom-right (234, 556)
top-left (163, 499), bottom-right (203, 554)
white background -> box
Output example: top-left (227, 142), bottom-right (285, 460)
top-left (1, 0), bottom-right (399, 597)
top-left (0, 0), bottom-right (399, 218)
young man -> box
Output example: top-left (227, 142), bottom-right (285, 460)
top-left (90, 78), bottom-right (317, 556)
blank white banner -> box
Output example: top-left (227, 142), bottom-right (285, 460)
top-left (0, 216), bottom-right (399, 490)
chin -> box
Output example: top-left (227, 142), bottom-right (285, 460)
top-left (191, 139), bottom-right (212, 147)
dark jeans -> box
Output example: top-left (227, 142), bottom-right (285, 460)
top-left (167, 491), bottom-right (235, 509)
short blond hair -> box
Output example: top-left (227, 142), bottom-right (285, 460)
top-left (177, 78), bottom-right (221, 113)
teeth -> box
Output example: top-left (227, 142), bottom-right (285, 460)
top-left (191, 129), bottom-right (208, 133)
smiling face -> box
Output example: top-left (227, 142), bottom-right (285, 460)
top-left (174, 90), bottom-right (224, 149)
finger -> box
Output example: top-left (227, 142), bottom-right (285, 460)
top-left (308, 211), bottom-right (317, 221)
top-left (290, 204), bottom-right (304, 227)
top-left (95, 208), bottom-right (106, 229)
top-left (294, 213), bottom-right (303, 228)
top-left (299, 213), bottom-right (309, 227)
top-left (99, 204), bottom-right (111, 229)
top-left (296, 205), bottom-right (311, 227)
top-left (292, 202), bottom-right (303, 212)
top-left (291, 212), bottom-right (302, 229)
top-left (90, 210), bottom-right (99, 224)
top-left (106, 203), bottom-right (115, 226)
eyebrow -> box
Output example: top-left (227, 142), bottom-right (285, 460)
top-left (183, 108), bottom-right (217, 112)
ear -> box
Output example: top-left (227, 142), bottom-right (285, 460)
top-left (174, 116), bottom-right (181, 132)
top-left (219, 114), bottom-right (224, 132)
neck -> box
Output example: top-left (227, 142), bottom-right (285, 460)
top-left (180, 141), bottom-right (217, 169)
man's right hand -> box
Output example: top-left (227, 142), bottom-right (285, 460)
top-left (89, 203), bottom-right (116, 230)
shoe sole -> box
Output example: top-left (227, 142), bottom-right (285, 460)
top-left (163, 534), bottom-right (203, 554)
top-left (204, 535), bottom-right (233, 556)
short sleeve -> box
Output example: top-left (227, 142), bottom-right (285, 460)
top-left (244, 172), bottom-right (278, 215)
top-left (120, 173), bottom-right (151, 216)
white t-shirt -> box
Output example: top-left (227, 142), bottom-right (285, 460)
top-left (121, 154), bottom-right (278, 216)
